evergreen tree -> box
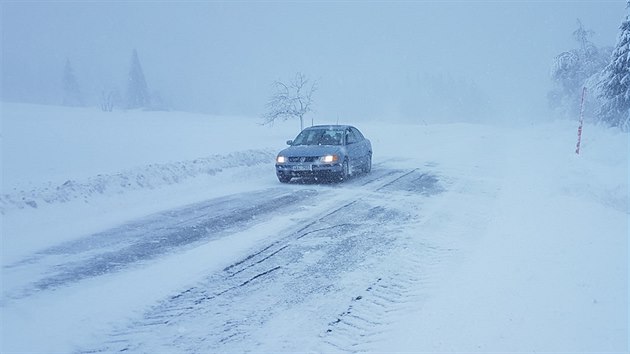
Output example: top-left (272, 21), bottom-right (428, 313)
top-left (62, 58), bottom-right (83, 106)
top-left (597, 2), bottom-right (630, 130)
top-left (125, 49), bottom-right (150, 109)
top-left (550, 19), bottom-right (610, 117)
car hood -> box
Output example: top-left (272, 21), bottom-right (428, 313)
top-left (278, 145), bottom-right (343, 158)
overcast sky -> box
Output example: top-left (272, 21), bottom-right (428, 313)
top-left (1, 1), bottom-right (626, 122)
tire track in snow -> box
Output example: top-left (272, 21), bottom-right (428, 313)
top-left (320, 168), bottom-right (461, 352)
top-left (320, 243), bottom-right (451, 352)
top-left (318, 167), bottom-right (496, 352)
top-left (3, 188), bottom-right (318, 299)
top-left (81, 167), bottom-right (447, 353)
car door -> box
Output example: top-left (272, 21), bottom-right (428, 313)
top-left (351, 127), bottom-right (370, 161)
top-left (344, 128), bottom-right (363, 170)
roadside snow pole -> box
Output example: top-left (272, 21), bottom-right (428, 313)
top-left (575, 87), bottom-right (587, 155)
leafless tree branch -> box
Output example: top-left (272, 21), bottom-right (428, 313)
top-left (262, 72), bottom-right (317, 130)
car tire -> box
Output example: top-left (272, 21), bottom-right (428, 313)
top-left (278, 174), bottom-right (292, 183)
top-left (338, 159), bottom-right (349, 182)
top-left (364, 153), bottom-right (372, 173)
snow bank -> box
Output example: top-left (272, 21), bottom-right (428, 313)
top-left (0, 102), bottom-right (302, 215)
top-left (1, 102), bottom-right (293, 261)
top-left (0, 149), bottom-right (274, 214)
top-left (1, 102), bottom-right (296, 192)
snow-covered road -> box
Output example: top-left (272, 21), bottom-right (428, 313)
top-left (86, 168), bottom-right (443, 352)
top-left (1, 104), bottom-right (627, 353)
top-left (5, 166), bottom-right (452, 352)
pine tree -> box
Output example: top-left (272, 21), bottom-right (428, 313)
top-left (62, 58), bottom-right (83, 106)
top-left (550, 19), bottom-right (610, 117)
top-left (125, 49), bottom-right (150, 109)
top-left (598, 2), bottom-right (630, 130)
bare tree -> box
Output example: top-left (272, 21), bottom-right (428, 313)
top-left (99, 90), bottom-right (117, 112)
top-left (263, 72), bottom-right (317, 131)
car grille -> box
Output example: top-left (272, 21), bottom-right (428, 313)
top-left (288, 156), bottom-right (318, 163)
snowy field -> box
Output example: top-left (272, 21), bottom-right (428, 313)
top-left (1, 102), bottom-right (628, 353)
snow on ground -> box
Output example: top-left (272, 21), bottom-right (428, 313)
top-left (1, 102), bottom-right (628, 353)
top-left (1, 103), bottom-right (295, 263)
top-left (377, 122), bottom-right (629, 352)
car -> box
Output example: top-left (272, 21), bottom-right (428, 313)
top-left (275, 125), bottom-right (372, 183)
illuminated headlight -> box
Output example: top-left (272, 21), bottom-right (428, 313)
top-left (320, 155), bottom-right (339, 163)
top-left (276, 156), bottom-right (286, 164)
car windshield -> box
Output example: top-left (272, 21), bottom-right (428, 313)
top-left (292, 128), bottom-right (343, 146)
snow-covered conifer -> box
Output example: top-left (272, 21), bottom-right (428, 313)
top-left (597, 2), bottom-right (630, 130)
top-left (550, 20), bottom-right (610, 117)
top-left (62, 58), bottom-right (83, 106)
top-left (125, 49), bottom-right (150, 109)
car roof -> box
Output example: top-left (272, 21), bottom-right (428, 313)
top-left (305, 125), bottom-right (354, 130)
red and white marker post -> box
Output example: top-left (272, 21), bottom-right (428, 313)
top-left (575, 87), bottom-right (587, 155)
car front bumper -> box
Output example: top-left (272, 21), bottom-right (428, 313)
top-left (276, 162), bottom-right (343, 178)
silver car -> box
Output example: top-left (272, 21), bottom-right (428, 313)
top-left (275, 125), bottom-right (372, 183)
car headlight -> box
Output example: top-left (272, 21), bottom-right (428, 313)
top-left (276, 155), bottom-right (287, 164)
top-left (320, 154), bottom-right (339, 163)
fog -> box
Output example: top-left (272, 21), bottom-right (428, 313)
top-left (1, 1), bottom-right (625, 122)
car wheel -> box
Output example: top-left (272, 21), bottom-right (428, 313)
top-left (364, 153), bottom-right (372, 173)
top-left (338, 159), bottom-right (349, 182)
top-left (278, 174), bottom-right (292, 183)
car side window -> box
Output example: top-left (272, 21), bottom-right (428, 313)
top-left (351, 127), bottom-right (364, 141)
top-left (346, 129), bottom-right (359, 144)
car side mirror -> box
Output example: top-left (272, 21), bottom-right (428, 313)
top-left (286, 140), bottom-right (293, 145)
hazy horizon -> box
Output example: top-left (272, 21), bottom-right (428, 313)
top-left (2, 1), bottom-right (626, 122)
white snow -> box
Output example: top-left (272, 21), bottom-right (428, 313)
top-left (375, 122), bottom-right (629, 352)
top-left (1, 102), bottom-right (628, 353)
